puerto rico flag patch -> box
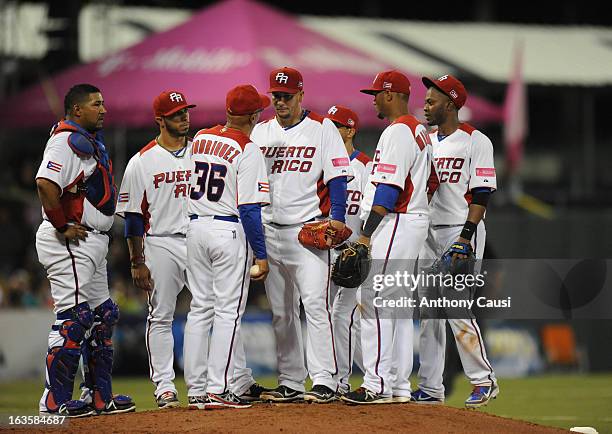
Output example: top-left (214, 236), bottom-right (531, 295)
top-left (476, 168), bottom-right (496, 177)
top-left (118, 192), bottom-right (130, 203)
top-left (377, 163), bottom-right (397, 174)
top-left (46, 161), bottom-right (62, 173)
top-left (258, 182), bottom-right (269, 193)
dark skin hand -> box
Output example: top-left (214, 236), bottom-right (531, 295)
top-left (127, 236), bottom-right (153, 291)
top-left (453, 203), bottom-right (486, 262)
top-left (36, 178), bottom-right (88, 242)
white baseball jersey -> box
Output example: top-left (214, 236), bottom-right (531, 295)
top-left (116, 140), bottom-right (191, 235)
top-left (346, 151), bottom-right (373, 240)
top-left (360, 115), bottom-right (432, 220)
top-left (429, 123), bottom-right (497, 225)
top-left (251, 112), bottom-right (353, 225)
top-left (188, 125), bottom-right (270, 216)
top-left (36, 131), bottom-right (113, 232)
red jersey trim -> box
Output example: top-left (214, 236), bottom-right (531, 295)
top-left (355, 151), bottom-right (372, 166)
top-left (316, 174), bottom-right (331, 217)
top-left (394, 175), bottom-right (414, 213)
top-left (199, 125), bottom-right (251, 151)
top-left (459, 122), bottom-right (476, 135)
top-left (139, 140), bottom-right (157, 155)
top-left (307, 111), bottom-right (325, 124)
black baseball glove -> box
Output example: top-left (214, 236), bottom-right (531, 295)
top-left (331, 242), bottom-right (371, 288)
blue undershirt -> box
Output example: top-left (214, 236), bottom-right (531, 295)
top-left (124, 212), bottom-right (145, 238)
top-left (372, 184), bottom-right (401, 211)
top-left (328, 176), bottom-right (348, 223)
top-left (238, 204), bottom-right (267, 260)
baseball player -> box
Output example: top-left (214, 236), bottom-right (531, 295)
top-left (341, 70), bottom-right (436, 405)
top-left (412, 74), bottom-right (499, 408)
top-left (35, 84), bottom-right (135, 417)
top-left (251, 67), bottom-right (352, 403)
top-left (183, 84), bottom-right (270, 410)
top-left (116, 90), bottom-right (195, 409)
top-left (325, 105), bottom-right (370, 396)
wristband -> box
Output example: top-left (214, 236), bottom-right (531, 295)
top-left (460, 221), bottom-right (477, 240)
top-left (361, 209), bottom-right (385, 238)
top-left (44, 206), bottom-right (67, 231)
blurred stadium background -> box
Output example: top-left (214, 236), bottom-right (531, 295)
top-left (1, 0), bottom-right (611, 429)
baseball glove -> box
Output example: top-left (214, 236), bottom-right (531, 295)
top-left (298, 221), bottom-right (352, 250)
top-left (437, 242), bottom-right (476, 275)
top-left (331, 242), bottom-right (371, 288)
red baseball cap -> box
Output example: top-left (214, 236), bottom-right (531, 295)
top-left (226, 84), bottom-right (270, 116)
top-left (360, 70), bottom-right (411, 96)
top-left (422, 74), bottom-right (467, 109)
top-left (268, 67), bottom-right (303, 94)
top-left (326, 105), bottom-right (359, 130)
top-left (153, 90), bottom-right (196, 117)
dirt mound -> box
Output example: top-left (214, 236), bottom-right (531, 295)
top-left (7, 403), bottom-right (567, 433)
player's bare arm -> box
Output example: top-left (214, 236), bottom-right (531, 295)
top-left (126, 236), bottom-right (153, 291)
top-left (35, 178), bottom-right (87, 241)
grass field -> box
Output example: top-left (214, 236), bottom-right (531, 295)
top-left (2, 373), bottom-right (612, 433)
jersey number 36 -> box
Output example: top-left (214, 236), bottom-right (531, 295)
top-left (190, 161), bottom-right (227, 202)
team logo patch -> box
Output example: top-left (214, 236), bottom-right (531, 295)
top-left (258, 182), bottom-right (269, 193)
top-left (46, 161), bottom-right (62, 173)
top-left (377, 163), bottom-right (397, 174)
top-left (332, 157), bottom-right (349, 167)
top-left (118, 192), bottom-right (130, 203)
top-left (476, 168), bottom-right (496, 177)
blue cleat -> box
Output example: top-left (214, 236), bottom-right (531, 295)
top-left (411, 389), bottom-right (444, 405)
top-left (465, 383), bottom-right (499, 409)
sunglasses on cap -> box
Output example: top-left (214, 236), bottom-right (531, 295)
top-left (271, 92), bottom-right (296, 102)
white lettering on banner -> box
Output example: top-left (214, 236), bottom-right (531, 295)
top-left (97, 47), bottom-right (253, 76)
top-left (275, 73), bottom-right (289, 84)
top-left (260, 46), bottom-right (385, 75)
top-left (98, 45), bottom-right (383, 77)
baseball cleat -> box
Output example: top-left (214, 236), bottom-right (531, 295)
top-left (340, 387), bottom-right (393, 405)
top-left (465, 383), bottom-right (499, 409)
top-left (96, 395), bottom-right (136, 415)
top-left (188, 395), bottom-right (209, 410)
top-left (206, 391), bottom-right (252, 409)
top-left (156, 391), bottom-right (180, 409)
top-left (239, 383), bottom-right (272, 403)
top-left (303, 385), bottom-right (336, 403)
top-left (391, 395), bottom-right (412, 403)
top-left (411, 389), bottom-right (444, 404)
top-left (40, 400), bottom-right (95, 418)
top-left (260, 385), bottom-right (304, 403)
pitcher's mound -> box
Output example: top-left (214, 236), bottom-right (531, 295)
top-left (19, 402), bottom-right (567, 433)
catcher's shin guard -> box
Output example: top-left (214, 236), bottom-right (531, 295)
top-left (82, 298), bottom-right (119, 410)
top-left (43, 302), bottom-right (93, 412)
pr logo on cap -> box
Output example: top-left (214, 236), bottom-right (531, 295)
top-left (153, 90), bottom-right (196, 117)
top-left (268, 67), bottom-right (303, 94)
